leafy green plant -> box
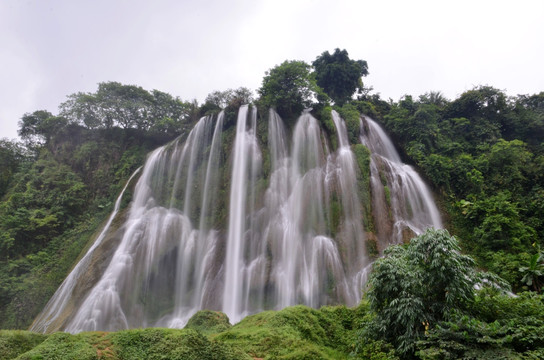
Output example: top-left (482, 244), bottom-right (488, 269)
top-left (0, 330), bottom-right (47, 360)
top-left (519, 244), bottom-right (544, 293)
top-left (257, 60), bottom-right (323, 121)
top-left (15, 332), bottom-right (98, 360)
top-left (417, 290), bottom-right (544, 359)
top-left (312, 49), bottom-right (368, 106)
top-left (365, 229), bottom-right (505, 357)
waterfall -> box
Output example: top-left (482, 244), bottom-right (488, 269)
top-left (32, 107), bottom-right (442, 333)
top-left (361, 115), bottom-right (442, 246)
top-left (265, 111), bottom-right (338, 309)
top-left (330, 110), bottom-right (367, 295)
top-left (30, 167), bottom-right (141, 333)
top-left (222, 105), bottom-right (262, 323)
top-left (63, 113), bottom-right (224, 332)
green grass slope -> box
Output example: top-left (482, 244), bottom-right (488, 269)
top-left (0, 305), bottom-right (399, 360)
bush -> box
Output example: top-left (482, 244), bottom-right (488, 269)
top-left (185, 310), bottom-right (231, 335)
top-left (0, 330), bottom-right (47, 360)
top-left (366, 229), bottom-right (503, 357)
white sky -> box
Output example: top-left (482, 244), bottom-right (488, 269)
top-left (1, 0), bottom-right (543, 140)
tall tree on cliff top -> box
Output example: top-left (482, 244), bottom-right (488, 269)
top-left (312, 48), bottom-right (368, 106)
top-left (258, 60), bottom-right (323, 120)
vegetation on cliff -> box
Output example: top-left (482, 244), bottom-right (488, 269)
top-left (378, 87), bottom-right (544, 292)
top-left (0, 48), bottom-right (542, 358)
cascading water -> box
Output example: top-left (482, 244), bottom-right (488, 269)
top-left (32, 107), bottom-right (442, 333)
top-left (263, 110), bottom-right (354, 312)
top-left (30, 167), bottom-right (141, 333)
top-left (360, 115), bottom-right (442, 246)
top-left (222, 105), bottom-right (262, 323)
top-left (59, 113), bottom-right (224, 332)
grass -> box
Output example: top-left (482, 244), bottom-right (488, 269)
top-left (216, 305), bottom-right (363, 360)
top-left (0, 305), bottom-right (368, 360)
top-left (0, 330), bottom-right (47, 360)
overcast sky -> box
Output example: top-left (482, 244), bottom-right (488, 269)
top-left (1, 0), bottom-right (543, 140)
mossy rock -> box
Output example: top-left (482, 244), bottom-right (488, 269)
top-left (336, 104), bottom-right (361, 145)
top-left (351, 143), bottom-right (373, 231)
top-left (185, 310), bottom-right (232, 335)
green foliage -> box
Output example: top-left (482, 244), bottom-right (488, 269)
top-left (0, 121), bottom-right (164, 329)
top-left (257, 60), bottom-right (324, 121)
top-left (0, 139), bottom-right (29, 199)
top-left (0, 328), bottom-right (247, 360)
top-left (352, 100), bottom-right (380, 120)
top-left (59, 82), bottom-right (196, 135)
top-left (15, 332), bottom-right (98, 360)
top-left (312, 49), bottom-right (369, 106)
top-left (352, 144), bottom-right (372, 230)
top-left (377, 86), bottom-right (544, 292)
top-left (417, 290), bottom-right (544, 359)
top-left (484, 251), bottom-right (531, 293)
top-left (329, 197), bottom-right (342, 238)
top-left (0, 152), bottom-right (88, 258)
top-left (0, 305), bottom-right (375, 359)
top-left (111, 328), bottom-right (247, 360)
top-left (320, 105), bottom-right (336, 138)
top-left (519, 245), bottom-right (544, 293)
top-left (419, 153), bottom-right (453, 190)
top-left (355, 340), bottom-right (399, 360)
top-left (366, 229), bottom-right (496, 357)
top-left (185, 310), bottom-right (232, 335)
top-left (204, 87), bottom-right (254, 110)
top-left (18, 111), bottom-right (68, 148)
top-left (458, 192), bottom-right (535, 252)
top-left (336, 103), bottom-right (361, 144)
top-left (217, 305), bottom-right (362, 359)
top-left (0, 330), bottom-right (47, 360)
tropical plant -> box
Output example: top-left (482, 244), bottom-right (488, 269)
top-left (365, 228), bottom-right (505, 357)
top-left (519, 244), bottom-right (544, 293)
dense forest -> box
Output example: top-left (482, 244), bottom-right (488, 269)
top-left (0, 48), bottom-right (543, 359)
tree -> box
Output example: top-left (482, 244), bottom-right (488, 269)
top-left (418, 91), bottom-right (448, 108)
top-left (416, 290), bottom-right (544, 359)
top-left (257, 60), bottom-right (322, 120)
top-left (444, 86), bottom-right (508, 146)
top-left (94, 82), bottom-right (154, 130)
top-left (60, 82), bottom-right (193, 135)
top-left (18, 111), bottom-right (68, 147)
top-left (0, 153), bottom-right (88, 256)
top-left (59, 92), bottom-right (102, 129)
top-left (204, 87), bottom-right (254, 109)
top-left (366, 229), bottom-right (501, 357)
top-left (312, 48), bottom-right (368, 106)
top-left (458, 191), bottom-right (535, 252)
top-left (0, 139), bottom-right (29, 198)
top-left (149, 90), bottom-right (195, 133)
